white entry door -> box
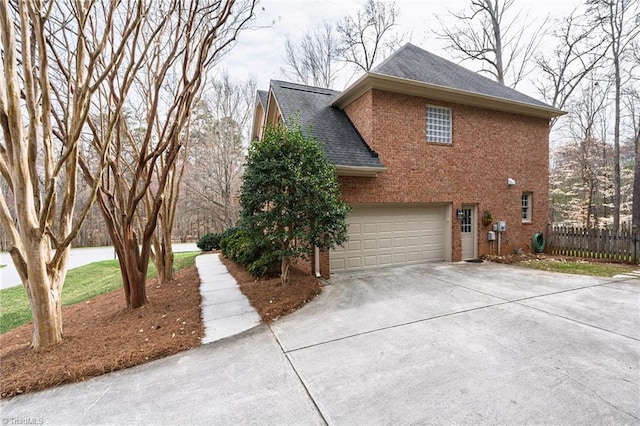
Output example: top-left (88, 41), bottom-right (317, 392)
top-left (461, 205), bottom-right (477, 260)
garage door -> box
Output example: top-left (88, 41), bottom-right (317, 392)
top-left (331, 205), bottom-right (447, 273)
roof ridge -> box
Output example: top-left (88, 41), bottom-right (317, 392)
top-left (371, 42), bottom-right (415, 73)
top-left (271, 80), bottom-right (339, 95)
top-left (369, 44), bottom-right (557, 112)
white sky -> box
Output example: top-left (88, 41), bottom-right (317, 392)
top-left (217, 0), bottom-right (582, 100)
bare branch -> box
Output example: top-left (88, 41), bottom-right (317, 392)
top-left (534, 8), bottom-right (609, 129)
top-left (282, 22), bottom-right (342, 88)
top-left (337, 0), bottom-right (401, 73)
top-left (434, 0), bottom-right (547, 87)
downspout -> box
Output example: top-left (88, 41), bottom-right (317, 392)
top-left (314, 246), bottom-right (321, 278)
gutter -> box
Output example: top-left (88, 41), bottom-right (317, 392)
top-left (314, 246), bottom-right (321, 278)
top-left (335, 165), bottom-right (386, 177)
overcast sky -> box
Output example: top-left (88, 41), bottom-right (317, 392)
top-left (216, 0), bottom-right (582, 100)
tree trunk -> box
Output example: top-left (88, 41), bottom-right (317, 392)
top-left (613, 67), bottom-right (621, 232)
top-left (633, 131), bottom-right (640, 231)
top-left (587, 186), bottom-right (593, 229)
top-left (23, 240), bottom-right (64, 349)
top-left (113, 225), bottom-right (148, 309)
top-left (489, 0), bottom-right (505, 84)
top-left (153, 233), bottom-right (175, 284)
top-left (281, 255), bottom-right (290, 286)
top-left (610, 3), bottom-right (622, 232)
top-left (28, 276), bottom-right (63, 348)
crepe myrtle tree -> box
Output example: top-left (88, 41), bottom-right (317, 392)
top-left (239, 119), bottom-right (349, 285)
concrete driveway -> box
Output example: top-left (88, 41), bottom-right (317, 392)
top-left (2, 262), bottom-right (639, 425)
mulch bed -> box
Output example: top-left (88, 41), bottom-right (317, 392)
top-left (0, 254), bottom-right (322, 399)
top-left (0, 266), bottom-right (203, 399)
top-left (220, 256), bottom-right (322, 323)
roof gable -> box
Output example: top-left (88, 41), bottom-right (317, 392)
top-left (257, 90), bottom-right (268, 110)
top-left (268, 80), bottom-right (384, 172)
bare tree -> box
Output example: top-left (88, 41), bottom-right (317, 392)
top-left (549, 79), bottom-right (613, 227)
top-left (282, 22), bottom-right (342, 88)
top-left (188, 117), bottom-right (244, 230)
top-left (627, 42), bottom-right (640, 230)
top-left (337, 0), bottom-right (401, 73)
top-left (0, 0), bottom-right (148, 348)
top-left (185, 74), bottom-right (255, 233)
top-left (78, 1), bottom-right (257, 309)
top-left (571, 81), bottom-right (611, 228)
top-left (435, 0), bottom-right (547, 88)
top-left (587, 0), bottom-right (640, 232)
top-left (147, 129), bottom-right (190, 285)
top-left (534, 8), bottom-right (609, 130)
top-left (207, 72), bottom-right (257, 136)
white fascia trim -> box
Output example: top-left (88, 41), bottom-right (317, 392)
top-left (335, 165), bottom-right (386, 177)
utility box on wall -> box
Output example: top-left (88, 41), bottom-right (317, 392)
top-left (497, 221), bottom-right (506, 232)
top-left (487, 231), bottom-right (496, 241)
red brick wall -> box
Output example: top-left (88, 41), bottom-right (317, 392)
top-left (342, 89), bottom-right (549, 261)
top-left (319, 250), bottom-right (330, 279)
top-left (344, 89), bottom-right (374, 143)
top-left (295, 256), bottom-right (313, 275)
top-left (296, 249), bottom-right (329, 278)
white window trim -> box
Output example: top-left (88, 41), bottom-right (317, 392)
top-left (426, 105), bottom-right (452, 144)
top-left (522, 192), bottom-right (532, 223)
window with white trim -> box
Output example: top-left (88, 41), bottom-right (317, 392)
top-left (522, 192), bottom-right (532, 223)
top-left (426, 106), bottom-right (452, 144)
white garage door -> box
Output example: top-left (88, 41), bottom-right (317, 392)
top-left (331, 205), bottom-right (447, 273)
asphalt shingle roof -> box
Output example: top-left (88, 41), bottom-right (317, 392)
top-left (269, 80), bottom-right (383, 169)
top-left (257, 90), bottom-right (268, 110)
top-left (372, 43), bottom-right (553, 109)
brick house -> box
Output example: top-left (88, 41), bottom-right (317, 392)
top-left (251, 43), bottom-right (564, 277)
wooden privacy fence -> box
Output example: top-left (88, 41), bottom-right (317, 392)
top-left (546, 225), bottom-right (640, 264)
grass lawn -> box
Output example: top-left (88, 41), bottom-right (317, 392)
top-left (516, 257), bottom-right (637, 277)
top-left (0, 252), bottom-right (199, 334)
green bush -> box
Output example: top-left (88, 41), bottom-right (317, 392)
top-left (246, 250), bottom-right (279, 277)
top-left (218, 226), bottom-right (239, 254)
top-left (239, 119), bottom-right (348, 285)
top-left (220, 227), bottom-right (247, 262)
top-left (197, 227), bottom-right (243, 251)
top-left (197, 232), bottom-right (222, 251)
top-left (220, 227), bottom-right (278, 277)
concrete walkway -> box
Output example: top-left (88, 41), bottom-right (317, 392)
top-left (196, 253), bottom-right (260, 344)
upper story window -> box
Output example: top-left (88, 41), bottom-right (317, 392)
top-left (426, 106), bottom-right (452, 144)
top-left (522, 192), bottom-right (532, 223)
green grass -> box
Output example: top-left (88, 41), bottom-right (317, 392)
top-left (0, 251), bottom-right (199, 334)
top-left (516, 258), bottom-right (637, 277)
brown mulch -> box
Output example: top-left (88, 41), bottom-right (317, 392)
top-left (485, 253), bottom-right (551, 264)
top-left (220, 256), bottom-right (322, 323)
top-left (0, 266), bottom-right (203, 399)
top-left (0, 254), bottom-right (321, 399)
